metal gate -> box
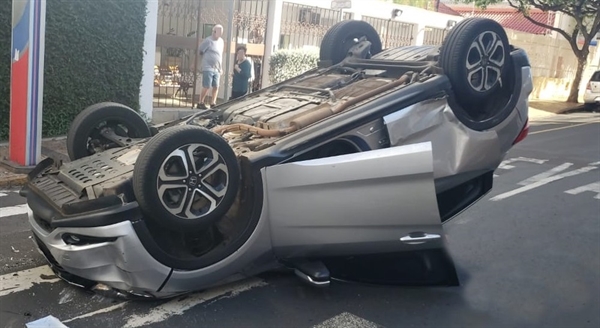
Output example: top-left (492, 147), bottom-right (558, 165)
top-left (234, 0), bottom-right (269, 92)
top-left (423, 26), bottom-right (448, 46)
top-left (154, 0), bottom-right (201, 108)
top-left (154, 0), bottom-right (270, 107)
top-left (361, 16), bottom-right (415, 49)
top-left (279, 2), bottom-right (353, 50)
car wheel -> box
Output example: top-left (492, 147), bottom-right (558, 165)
top-left (439, 18), bottom-right (511, 103)
top-left (132, 125), bottom-right (241, 231)
top-left (320, 20), bottom-right (383, 65)
top-left (67, 102), bottom-right (151, 160)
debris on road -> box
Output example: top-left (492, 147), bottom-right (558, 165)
top-left (26, 315), bottom-right (69, 328)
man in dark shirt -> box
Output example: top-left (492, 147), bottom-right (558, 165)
top-left (231, 46), bottom-right (252, 99)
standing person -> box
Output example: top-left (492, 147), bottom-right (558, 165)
top-left (231, 46), bottom-right (252, 99)
top-left (197, 24), bottom-right (224, 109)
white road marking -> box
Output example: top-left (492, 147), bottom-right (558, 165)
top-left (122, 278), bottom-right (268, 328)
top-left (0, 265), bottom-right (60, 297)
top-left (62, 301), bottom-right (131, 323)
top-left (313, 312), bottom-right (383, 328)
top-left (518, 162), bottom-right (573, 186)
top-left (589, 161), bottom-right (600, 166)
top-left (0, 192), bottom-right (7, 197)
top-left (491, 166), bottom-right (598, 201)
top-left (565, 182), bottom-right (600, 200)
top-left (528, 121), bottom-right (598, 135)
top-left (498, 157), bottom-right (547, 170)
top-left (0, 204), bottom-right (28, 218)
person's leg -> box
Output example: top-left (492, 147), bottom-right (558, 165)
top-left (210, 72), bottom-right (220, 106)
top-left (197, 71), bottom-right (212, 109)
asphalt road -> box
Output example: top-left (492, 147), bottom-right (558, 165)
top-left (1, 113), bottom-right (599, 328)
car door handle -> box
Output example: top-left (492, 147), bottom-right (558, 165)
top-left (400, 233), bottom-right (441, 245)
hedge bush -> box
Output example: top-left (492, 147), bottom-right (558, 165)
top-left (0, 0), bottom-right (147, 140)
top-left (0, 0), bottom-right (11, 141)
top-left (269, 48), bottom-right (319, 84)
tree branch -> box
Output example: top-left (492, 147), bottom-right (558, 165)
top-left (528, 0), bottom-right (571, 14)
top-left (568, 26), bottom-right (582, 56)
top-left (590, 11), bottom-right (600, 40)
top-left (505, 0), bottom-right (573, 40)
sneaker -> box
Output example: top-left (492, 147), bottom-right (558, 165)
top-left (196, 103), bottom-right (208, 109)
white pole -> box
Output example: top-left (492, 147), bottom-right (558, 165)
top-left (223, 0), bottom-right (235, 102)
top-left (262, 0), bottom-right (284, 88)
top-left (9, 0), bottom-right (46, 167)
top-left (140, 0), bottom-right (158, 120)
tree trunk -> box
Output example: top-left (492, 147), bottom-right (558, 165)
top-left (567, 55), bottom-right (588, 103)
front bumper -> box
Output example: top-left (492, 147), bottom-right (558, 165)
top-left (583, 92), bottom-right (600, 104)
top-left (28, 206), bottom-right (175, 299)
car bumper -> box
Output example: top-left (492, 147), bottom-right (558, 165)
top-left (28, 206), bottom-right (175, 299)
top-left (583, 92), bottom-right (600, 104)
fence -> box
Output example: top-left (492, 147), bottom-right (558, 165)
top-left (361, 16), bottom-right (416, 48)
top-left (234, 0), bottom-right (269, 92)
top-left (154, 0), bottom-right (201, 108)
top-left (279, 2), bottom-right (353, 50)
top-left (153, 0), bottom-right (271, 107)
top-left (422, 26), bottom-right (448, 46)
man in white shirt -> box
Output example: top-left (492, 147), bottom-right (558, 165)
top-left (197, 24), bottom-right (224, 109)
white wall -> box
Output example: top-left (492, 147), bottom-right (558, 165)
top-left (140, 0), bottom-right (159, 119)
top-left (285, 0), bottom-right (461, 25)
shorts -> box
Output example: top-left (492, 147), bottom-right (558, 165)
top-left (202, 70), bottom-right (220, 88)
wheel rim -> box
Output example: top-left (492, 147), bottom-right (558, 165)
top-left (465, 31), bottom-right (505, 92)
top-left (157, 143), bottom-right (229, 220)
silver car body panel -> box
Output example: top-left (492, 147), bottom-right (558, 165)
top-left (28, 208), bottom-right (172, 295)
top-left (265, 141), bottom-right (445, 258)
top-left (384, 67), bottom-right (531, 181)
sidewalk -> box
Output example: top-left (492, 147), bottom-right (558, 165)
top-left (0, 137), bottom-right (68, 188)
top-left (529, 99), bottom-right (589, 115)
top-left (0, 104), bottom-right (592, 187)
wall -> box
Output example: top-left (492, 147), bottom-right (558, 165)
top-left (506, 28), bottom-right (599, 101)
top-left (284, 0), bottom-right (462, 46)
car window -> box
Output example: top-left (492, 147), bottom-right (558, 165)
top-left (591, 71), bottom-right (600, 82)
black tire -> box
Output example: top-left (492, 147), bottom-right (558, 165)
top-left (132, 125), bottom-right (241, 231)
top-left (320, 20), bottom-right (382, 65)
top-left (439, 18), bottom-right (511, 103)
top-left (67, 102), bottom-right (151, 160)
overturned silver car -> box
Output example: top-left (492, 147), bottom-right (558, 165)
top-left (21, 18), bottom-right (531, 299)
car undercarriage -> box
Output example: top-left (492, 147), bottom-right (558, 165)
top-left (22, 17), bottom-right (531, 299)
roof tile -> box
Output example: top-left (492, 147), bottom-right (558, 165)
top-left (449, 6), bottom-right (556, 34)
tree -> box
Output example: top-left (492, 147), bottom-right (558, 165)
top-left (461, 0), bottom-right (600, 103)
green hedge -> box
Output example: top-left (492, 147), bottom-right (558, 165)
top-left (269, 48), bottom-right (319, 84)
top-left (0, 0), bottom-right (10, 141)
top-left (0, 0), bottom-right (147, 140)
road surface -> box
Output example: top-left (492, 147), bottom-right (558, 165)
top-left (1, 112), bottom-right (598, 328)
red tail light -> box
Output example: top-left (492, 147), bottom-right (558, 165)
top-left (587, 82), bottom-right (592, 90)
top-left (513, 119), bottom-right (529, 145)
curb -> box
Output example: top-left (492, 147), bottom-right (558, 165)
top-left (0, 175), bottom-right (28, 189)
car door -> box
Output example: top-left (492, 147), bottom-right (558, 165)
top-left (263, 141), bottom-right (447, 259)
